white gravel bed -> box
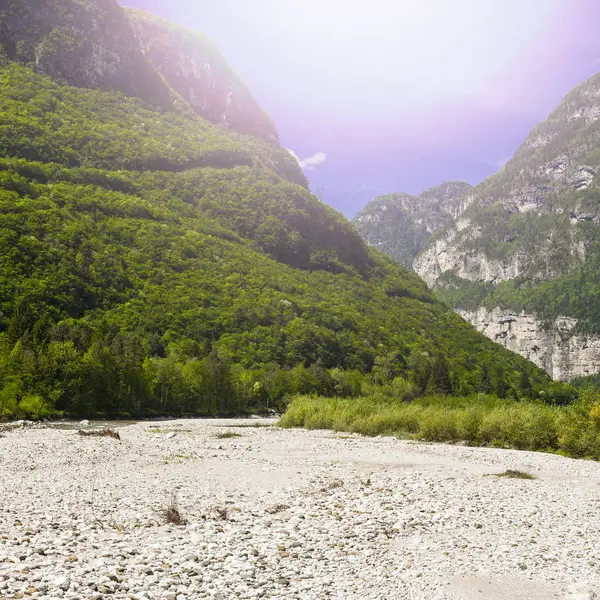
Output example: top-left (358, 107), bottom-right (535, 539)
top-left (1, 419), bottom-right (599, 600)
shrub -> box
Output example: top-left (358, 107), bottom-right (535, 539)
top-left (280, 391), bottom-right (600, 459)
top-left (157, 494), bottom-right (187, 525)
top-left (497, 470), bottom-right (536, 480)
top-left (18, 394), bottom-right (51, 420)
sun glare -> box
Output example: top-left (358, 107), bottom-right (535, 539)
top-left (253, 0), bottom-right (563, 113)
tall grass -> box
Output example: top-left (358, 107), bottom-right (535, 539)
top-left (279, 388), bottom-right (600, 459)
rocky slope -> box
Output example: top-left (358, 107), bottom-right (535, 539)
top-left (0, 0), bottom-right (173, 108)
top-left (352, 181), bottom-right (472, 267)
top-left (457, 308), bottom-right (600, 381)
top-left (126, 8), bottom-right (278, 141)
top-left (0, 0), bottom-right (276, 141)
top-left (412, 72), bottom-right (600, 380)
top-left (356, 72), bottom-right (600, 380)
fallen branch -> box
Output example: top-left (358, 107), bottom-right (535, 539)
top-left (78, 429), bottom-right (120, 440)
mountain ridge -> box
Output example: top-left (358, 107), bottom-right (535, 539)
top-left (352, 181), bottom-right (472, 268)
top-left (355, 70), bottom-right (600, 381)
top-left (0, 0), bottom-right (558, 419)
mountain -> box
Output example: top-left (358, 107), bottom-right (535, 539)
top-left (0, 0), bottom-right (173, 108)
top-left (0, 0), bottom-right (555, 419)
top-left (352, 181), bottom-right (472, 267)
top-left (125, 8), bottom-right (278, 141)
top-left (0, 0), bottom-right (276, 141)
top-left (412, 72), bottom-right (600, 381)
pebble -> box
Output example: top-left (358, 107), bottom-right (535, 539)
top-left (1, 418), bottom-right (600, 599)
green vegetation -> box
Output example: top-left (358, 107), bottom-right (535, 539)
top-left (408, 73), bottom-right (600, 338)
top-left (436, 251), bottom-right (600, 336)
top-left (0, 2), bottom-right (565, 421)
top-left (216, 432), bottom-right (242, 439)
top-left (571, 373), bottom-right (600, 389)
top-left (353, 194), bottom-right (435, 268)
top-left (280, 386), bottom-right (600, 459)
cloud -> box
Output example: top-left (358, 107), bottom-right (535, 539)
top-left (287, 149), bottom-right (327, 171)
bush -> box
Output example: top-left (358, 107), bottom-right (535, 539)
top-left (0, 381), bottom-right (20, 419)
top-left (279, 390), bottom-right (600, 460)
top-left (18, 394), bottom-right (52, 420)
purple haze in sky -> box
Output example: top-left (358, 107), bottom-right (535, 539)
top-left (121, 0), bottom-right (600, 217)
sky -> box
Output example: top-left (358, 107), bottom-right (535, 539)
top-left (121, 0), bottom-right (600, 217)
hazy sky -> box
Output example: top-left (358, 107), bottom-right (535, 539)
top-left (121, 0), bottom-right (600, 217)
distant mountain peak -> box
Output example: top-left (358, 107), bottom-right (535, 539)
top-left (353, 181), bottom-right (472, 268)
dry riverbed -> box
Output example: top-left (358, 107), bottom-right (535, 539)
top-left (1, 419), bottom-right (599, 600)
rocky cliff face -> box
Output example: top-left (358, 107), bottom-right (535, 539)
top-left (416, 73), bottom-right (600, 289)
top-left (410, 72), bottom-right (600, 381)
top-left (0, 0), bottom-right (173, 108)
top-left (459, 308), bottom-right (600, 381)
top-left (355, 72), bottom-right (600, 380)
top-left (352, 181), bottom-right (472, 268)
top-left (126, 9), bottom-right (278, 142)
top-left (0, 0), bottom-right (276, 141)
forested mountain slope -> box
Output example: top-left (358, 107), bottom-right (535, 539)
top-left (0, 0), bottom-right (555, 418)
top-left (412, 72), bottom-right (600, 380)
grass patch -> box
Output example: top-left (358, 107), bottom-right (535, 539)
top-left (279, 389), bottom-right (600, 460)
top-left (215, 432), bottom-right (242, 439)
top-left (497, 470), bottom-right (537, 480)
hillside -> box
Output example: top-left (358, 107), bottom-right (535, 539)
top-left (0, 0), bottom-right (556, 419)
top-left (411, 72), bottom-right (600, 380)
top-left (353, 181), bottom-right (472, 267)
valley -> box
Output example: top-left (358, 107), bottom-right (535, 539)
top-left (2, 0), bottom-right (600, 598)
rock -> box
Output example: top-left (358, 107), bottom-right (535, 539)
top-left (3, 418), bottom-right (600, 599)
top-left (457, 307), bottom-right (600, 381)
top-left (54, 576), bottom-right (70, 591)
top-left (0, 0), bottom-right (174, 109)
top-left (127, 11), bottom-right (278, 141)
top-left (79, 420), bottom-right (90, 426)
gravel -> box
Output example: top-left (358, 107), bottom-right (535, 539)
top-left (1, 419), bottom-right (599, 599)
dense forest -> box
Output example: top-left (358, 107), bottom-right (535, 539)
top-left (0, 1), bottom-right (568, 420)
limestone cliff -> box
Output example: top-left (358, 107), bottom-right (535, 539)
top-left (458, 308), bottom-right (600, 381)
top-left (356, 72), bottom-right (600, 380)
top-left (411, 71), bottom-right (600, 381)
top-left (125, 8), bottom-right (278, 142)
top-left (0, 0), bottom-right (173, 108)
top-left (352, 181), bottom-right (472, 268)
